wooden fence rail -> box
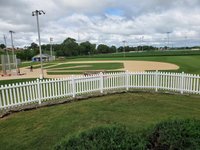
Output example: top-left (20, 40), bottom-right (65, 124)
top-left (0, 71), bottom-right (200, 109)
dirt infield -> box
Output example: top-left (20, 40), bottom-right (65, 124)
top-left (0, 60), bottom-right (179, 80)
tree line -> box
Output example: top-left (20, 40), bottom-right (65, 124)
top-left (0, 37), bottom-right (158, 61)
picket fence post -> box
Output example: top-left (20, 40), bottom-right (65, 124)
top-left (125, 71), bottom-right (129, 91)
top-left (71, 75), bottom-right (76, 98)
top-left (155, 70), bottom-right (158, 92)
top-left (37, 79), bottom-right (41, 104)
top-left (100, 72), bottom-right (104, 93)
top-left (180, 72), bottom-right (184, 94)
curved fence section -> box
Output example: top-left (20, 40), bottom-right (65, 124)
top-left (0, 71), bottom-right (200, 109)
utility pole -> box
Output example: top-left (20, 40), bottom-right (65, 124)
top-left (32, 10), bottom-right (45, 79)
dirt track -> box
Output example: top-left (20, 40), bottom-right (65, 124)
top-left (0, 60), bottom-right (179, 80)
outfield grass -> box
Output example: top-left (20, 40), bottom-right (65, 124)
top-left (0, 92), bottom-right (200, 150)
top-left (47, 62), bottom-right (123, 70)
top-left (32, 63), bottom-right (56, 69)
top-left (66, 55), bottom-right (200, 74)
top-left (0, 78), bottom-right (37, 86)
top-left (47, 70), bottom-right (124, 75)
top-left (46, 62), bottom-right (124, 75)
top-left (47, 71), bottom-right (84, 75)
top-left (68, 50), bottom-right (200, 59)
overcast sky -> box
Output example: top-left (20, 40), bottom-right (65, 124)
top-left (1, 0), bottom-right (200, 48)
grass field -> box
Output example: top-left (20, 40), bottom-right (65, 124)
top-left (0, 92), bottom-right (200, 150)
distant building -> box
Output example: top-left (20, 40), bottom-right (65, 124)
top-left (32, 54), bottom-right (51, 62)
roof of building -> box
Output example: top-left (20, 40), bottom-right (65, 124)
top-left (32, 54), bottom-right (51, 58)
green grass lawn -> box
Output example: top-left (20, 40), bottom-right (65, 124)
top-left (0, 92), bottom-right (200, 150)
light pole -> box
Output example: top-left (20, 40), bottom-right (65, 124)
top-left (122, 40), bottom-right (126, 57)
top-left (9, 30), bottom-right (17, 72)
top-left (184, 36), bottom-right (187, 50)
top-left (3, 35), bottom-right (11, 73)
top-left (32, 10), bottom-right (45, 79)
top-left (166, 32), bottom-right (171, 49)
top-left (141, 36), bottom-right (144, 51)
top-left (50, 37), bottom-right (53, 57)
top-left (3, 35), bottom-right (7, 54)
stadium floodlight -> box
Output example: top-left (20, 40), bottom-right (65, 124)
top-left (32, 10), bottom-right (45, 79)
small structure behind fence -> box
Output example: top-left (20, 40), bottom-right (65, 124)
top-left (1, 54), bottom-right (17, 76)
top-left (0, 71), bottom-right (200, 109)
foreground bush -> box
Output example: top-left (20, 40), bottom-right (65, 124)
top-left (147, 119), bottom-right (200, 150)
top-left (55, 119), bottom-right (200, 150)
top-left (54, 125), bottom-right (146, 150)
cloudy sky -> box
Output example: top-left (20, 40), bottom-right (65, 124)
top-left (1, 0), bottom-right (200, 48)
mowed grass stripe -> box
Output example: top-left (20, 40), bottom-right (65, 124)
top-left (47, 62), bottom-right (124, 70)
top-left (0, 93), bottom-right (200, 150)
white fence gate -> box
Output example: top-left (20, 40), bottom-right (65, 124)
top-left (0, 71), bottom-right (200, 109)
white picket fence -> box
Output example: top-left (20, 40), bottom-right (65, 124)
top-left (0, 71), bottom-right (200, 109)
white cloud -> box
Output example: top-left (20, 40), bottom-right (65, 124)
top-left (1, 0), bottom-right (200, 47)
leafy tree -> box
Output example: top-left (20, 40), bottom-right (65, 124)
top-left (16, 49), bottom-right (37, 61)
top-left (79, 41), bottom-right (96, 55)
top-left (30, 42), bottom-right (38, 49)
top-left (0, 44), bottom-right (6, 49)
top-left (110, 45), bottom-right (117, 53)
top-left (117, 46), bottom-right (123, 52)
top-left (60, 37), bottom-right (79, 56)
top-left (97, 44), bottom-right (110, 53)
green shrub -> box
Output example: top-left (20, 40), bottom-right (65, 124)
top-left (147, 119), bottom-right (200, 150)
top-left (54, 125), bottom-right (146, 150)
